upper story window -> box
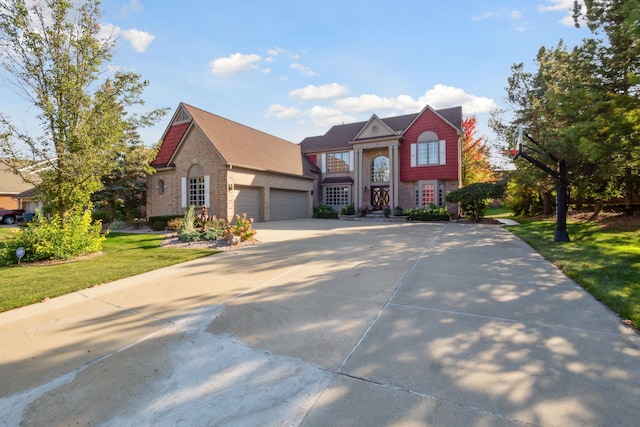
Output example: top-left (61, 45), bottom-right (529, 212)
top-left (417, 131), bottom-right (440, 165)
top-left (371, 156), bottom-right (390, 182)
top-left (327, 151), bottom-right (350, 172)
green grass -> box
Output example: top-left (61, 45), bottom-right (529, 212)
top-left (484, 207), bottom-right (513, 218)
top-left (0, 232), bottom-right (218, 312)
top-left (507, 218), bottom-right (640, 330)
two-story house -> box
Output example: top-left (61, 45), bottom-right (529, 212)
top-left (300, 105), bottom-right (462, 213)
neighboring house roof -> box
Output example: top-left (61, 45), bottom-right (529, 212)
top-left (152, 103), bottom-right (304, 176)
top-left (0, 162), bottom-right (35, 195)
top-left (299, 106), bottom-right (462, 152)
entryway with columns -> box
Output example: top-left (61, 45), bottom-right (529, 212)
top-left (352, 139), bottom-right (401, 211)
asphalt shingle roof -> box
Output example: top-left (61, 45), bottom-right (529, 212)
top-left (299, 107), bottom-right (462, 153)
top-left (152, 103), bottom-right (304, 176)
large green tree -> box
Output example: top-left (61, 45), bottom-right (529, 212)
top-left (572, 0), bottom-right (640, 214)
top-left (0, 0), bottom-right (166, 220)
top-left (493, 0), bottom-right (640, 214)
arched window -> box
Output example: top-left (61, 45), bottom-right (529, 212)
top-left (157, 179), bottom-right (165, 195)
top-left (187, 164), bottom-right (205, 207)
top-left (371, 156), bottom-right (390, 183)
top-left (417, 131), bottom-right (440, 165)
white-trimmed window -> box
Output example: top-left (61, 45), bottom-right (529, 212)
top-left (411, 131), bottom-right (446, 167)
top-left (189, 177), bottom-right (205, 207)
top-left (324, 186), bottom-right (351, 207)
top-left (182, 164), bottom-right (210, 208)
top-left (326, 152), bottom-right (351, 172)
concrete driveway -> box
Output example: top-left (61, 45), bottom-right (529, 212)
top-left (1, 220), bottom-right (638, 426)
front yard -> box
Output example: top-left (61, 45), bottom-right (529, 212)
top-left (0, 231), bottom-right (218, 312)
top-left (506, 214), bottom-right (640, 330)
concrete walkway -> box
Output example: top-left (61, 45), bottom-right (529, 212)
top-left (0, 220), bottom-right (638, 426)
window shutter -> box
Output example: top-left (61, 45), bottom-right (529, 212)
top-left (410, 143), bottom-right (417, 167)
top-left (321, 153), bottom-right (327, 173)
top-left (204, 175), bottom-right (210, 208)
top-left (181, 177), bottom-right (187, 208)
top-left (348, 151), bottom-right (354, 171)
top-left (439, 140), bottom-right (446, 165)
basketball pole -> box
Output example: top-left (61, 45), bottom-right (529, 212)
top-left (514, 124), bottom-right (570, 242)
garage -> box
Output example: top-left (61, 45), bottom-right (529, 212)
top-left (270, 189), bottom-right (308, 221)
top-left (233, 186), bottom-right (262, 222)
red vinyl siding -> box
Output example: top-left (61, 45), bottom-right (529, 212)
top-left (151, 122), bottom-right (190, 167)
top-left (400, 109), bottom-right (459, 181)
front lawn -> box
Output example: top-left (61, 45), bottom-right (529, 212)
top-left (0, 232), bottom-right (218, 312)
top-left (507, 216), bottom-right (640, 330)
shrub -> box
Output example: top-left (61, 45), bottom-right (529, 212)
top-left (314, 205), bottom-right (339, 219)
top-left (202, 224), bottom-right (224, 241)
top-left (148, 215), bottom-right (183, 224)
top-left (394, 206), bottom-right (405, 216)
top-left (151, 220), bottom-right (167, 231)
top-left (200, 218), bottom-right (228, 241)
top-left (408, 206), bottom-right (451, 221)
top-left (92, 211), bottom-right (111, 223)
top-left (445, 182), bottom-right (505, 222)
top-left (230, 213), bottom-right (257, 241)
top-left (506, 180), bottom-right (542, 217)
top-left (340, 204), bottom-right (355, 215)
top-left (178, 206), bottom-right (202, 242)
top-left (107, 219), bottom-right (127, 231)
top-left (127, 218), bottom-right (147, 229)
top-left (178, 229), bottom-right (202, 242)
top-left (0, 207), bottom-right (107, 264)
top-left (167, 217), bottom-right (183, 231)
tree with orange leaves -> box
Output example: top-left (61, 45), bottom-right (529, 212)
top-left (461, 116), bottom-right (495, 186)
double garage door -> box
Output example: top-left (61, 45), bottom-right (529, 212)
top-left (233, 187), bottom-right (307, 222)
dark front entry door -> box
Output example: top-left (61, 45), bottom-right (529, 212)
top-left (371, 186), bottom-right (390, 210)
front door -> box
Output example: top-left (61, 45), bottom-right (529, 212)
top-left (371, 186), bottom-right (389, 210)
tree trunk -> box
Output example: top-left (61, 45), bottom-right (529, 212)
top-left (541, 190), bottom-right (554, 216)
top-left (624, 167), bottom-right (634, 216)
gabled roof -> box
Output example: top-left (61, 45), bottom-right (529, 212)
top-left (151, 103), bottom-right (304, 176)
top-left (299, 106), bottom-right (462, 152)
top-left (0, 162), bottom-right (36, 194)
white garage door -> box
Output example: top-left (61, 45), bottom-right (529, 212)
top-left (270, 189), bottom-right (308, 221)
top-left (233, 186), bottom-right (261, 222)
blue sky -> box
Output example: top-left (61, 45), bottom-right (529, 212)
top-left (2, 0), bottom-right (593, 162)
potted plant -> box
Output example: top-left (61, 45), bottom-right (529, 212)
top-left (382, 205), bottom-right (391, 217)
top-left (358, 205), bottom-right (369, 217)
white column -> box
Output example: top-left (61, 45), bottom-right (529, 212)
top-left (354, 148), bottom-right (361, 208)
top-left (392, 144), bottom-right (399, 208)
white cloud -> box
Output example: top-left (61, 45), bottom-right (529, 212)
top-left (121, 28), bottom-right (155, 53)
top-left (510, 10), bottom-right (523, 20)
top-left (472, 11), bottom-right (494, 21)
top-left (290, 63), bottom-right (317, 77)
top-left (265, 104), bottom-right (304, 120)
top-left (289, 83), bottom-right (348, 101)
top-left (98, 24), bottom-right (154, 53)
top-left (538, 0), bottom-right (585, 26)
top-left (418, 84), bottom-right (498, 114)
top-left (308, 106), bottom-right (357, 128)
top-left (268, 85), bottom-right (496, 130)
top-left (266, 47), bottom-right (300, 60)
top-left (209, 53), bottom-right (262, 75)
top-left (120, 0), bottom-right (143, 16)
top-left (334, 94), bottom-right (402, 112)
top-left (538, 0), bottom-right (575, 12)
